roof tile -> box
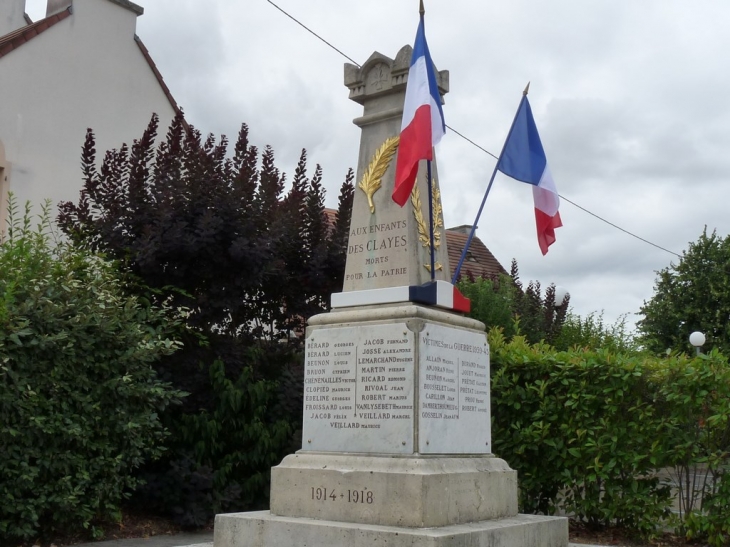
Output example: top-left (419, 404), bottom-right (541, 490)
top-left (135, 36), bottom-right (183, 118)
top-left (445, 230), bottom-right (506, 281)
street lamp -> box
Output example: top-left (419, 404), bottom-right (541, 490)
top-left (689, 331), bottom-right (705, 356)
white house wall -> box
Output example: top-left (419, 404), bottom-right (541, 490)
top-left (0, 0), bottom-right (176, 224)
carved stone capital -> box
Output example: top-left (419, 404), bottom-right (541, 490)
top-left (345, 46), bottom-right (449, 106)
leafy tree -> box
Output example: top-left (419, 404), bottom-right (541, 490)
top-left (553, 312), bottom-right (639, 354)
top-left (509, 260), bottom-right (568, 345)
top-left (0, 198), bottom-right (183, 542)
top-left (458, 274), bottom-right (519, 339)
top-left (638, 228), bottom-right (730, 355)
top-left (458, 260), bottom-right (569, 345)
top-left (461, 261), bottom-right (641, 352)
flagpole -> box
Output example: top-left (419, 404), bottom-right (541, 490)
top-left (418, 0), bottom-right (436, 281)
top-left (451, 83), bottom-right (531, 284)
top-left (427, 160), bottom-right (436, 280)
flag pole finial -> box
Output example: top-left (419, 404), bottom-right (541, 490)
top-left (419, 0), bottom-right (425, 15)
top-left (523, 82), bottom-right (530, 96)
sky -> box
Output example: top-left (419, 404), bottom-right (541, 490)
top-left (27, 0), bottom-right (730, 336)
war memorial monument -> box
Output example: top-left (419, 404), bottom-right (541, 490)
top-left (213, 44), bottom-right (568, 547)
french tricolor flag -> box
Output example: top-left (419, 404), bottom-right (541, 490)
top-left (392, 13), bottom-right (445, 207)
top-left (497, 95), bottom-right (562, 255)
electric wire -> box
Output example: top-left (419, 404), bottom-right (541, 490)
top-left (446, 125), bottom-right (499, 161)
top-left (559, 196), bottom-right (681, 258)
top-left (265, 0), bottom-right (683, 259)
top-left (265, 1), bottom-right (361, 68)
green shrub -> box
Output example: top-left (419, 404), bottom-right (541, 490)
top-left (654, 350), bottom-right (730, 542)
top-left (173, 358), bottom-right (292, 508)
top-left (489, 329), bottom-right (671, 536)
top-left (687, 470), bottom-right (730, 547)
top-left (490, 329), bottom-right (730, 539)
top-left (459, 267), bottom-right (568, 346)
top-left (459, 275), bottom-right (519, 339)
top-left (0, 200), bottom-right (184, 542)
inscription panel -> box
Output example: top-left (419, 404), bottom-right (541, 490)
top-left (302, 323), bottom-right (414, 453)
top-left (418, 325), bottom-right (491, 454)
top-left (343, 219), bottom-right (410, 291)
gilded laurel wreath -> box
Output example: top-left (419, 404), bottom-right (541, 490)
top-left (411, 179), bottom-right (444, 272)
top-left (358, 136), bottom-right (400, 214)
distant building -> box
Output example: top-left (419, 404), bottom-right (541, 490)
top-left (0, 0), bottom-right (178, 230)
top-left (445, 224), bottom-right (506, 281)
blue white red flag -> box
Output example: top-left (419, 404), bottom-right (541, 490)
top-left (497, 96), bottom-right (562, 255)
top-left (392, 14), bottom-right (445, 206)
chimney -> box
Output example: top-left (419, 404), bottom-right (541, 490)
top-left (47, 0), bottom-right (72, 17)
top-left (447, 225), bottom-right (475, 236)
top-left (0, 0), bottom-right (27, 36)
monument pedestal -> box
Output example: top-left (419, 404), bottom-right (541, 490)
top-left (213, 304), bottom-right (568, 546)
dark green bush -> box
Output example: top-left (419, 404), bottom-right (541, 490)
top-left (174, 358), bottom-right (292, 508)
top-left (134, 453), bottom-right (242, 528)
top-left (133, 346), bottom-right (301, 525)
top-left (0, 200), bottom-right (184, 542)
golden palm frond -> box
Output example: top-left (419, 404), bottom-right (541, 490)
top-left (358, 136), bottom-right (400, 214)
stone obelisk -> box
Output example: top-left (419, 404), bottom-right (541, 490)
top-left (213, 47), bottom-right (568, 547)
top-left (340, 47), bottom-right (450, 293)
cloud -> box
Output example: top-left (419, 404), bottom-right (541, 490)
top-left (122, 0), bottom-right (730, 330)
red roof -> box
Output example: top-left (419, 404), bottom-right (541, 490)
top-left (324, 208), bottom-right (337, 226)
top-left (0, 7), bottom-right (71, 59)
top-left (134, 36), bottom-right (182, 117)
top-left (445, 229), bottom-right (506, 281)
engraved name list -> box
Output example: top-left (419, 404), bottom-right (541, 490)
top-left (302, 323), bottom-right (415, 454)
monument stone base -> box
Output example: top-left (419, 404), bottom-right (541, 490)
top-left (270, 453), bottom-right (518, 527)
top-left (212, 303), bottom-right (568, 547)
top-left (214, 511), bottom-right (568, 547)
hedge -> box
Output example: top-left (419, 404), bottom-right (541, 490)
top-left (0, 201), bottom-right (184, 542)
top-left (489, 328), bottom-right (730, 543)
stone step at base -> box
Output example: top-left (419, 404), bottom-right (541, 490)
top-left (214, 511), bottom-right (568, 547)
